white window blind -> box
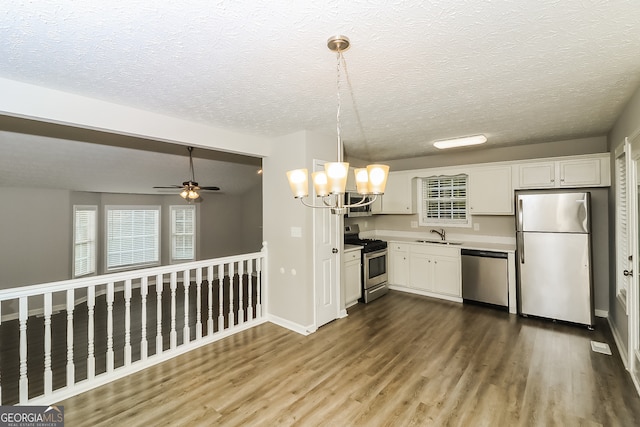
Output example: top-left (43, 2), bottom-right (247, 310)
top-left (73, 205), bottom-right (97, 277)
top-left (615, 149), bottom-right (629, 301)
top-left (106, 206), bottom-right (160, 270)
top-left (419, 174), bottom-right (469, 226)
top-left (171, 205), bottom-right (195, 261)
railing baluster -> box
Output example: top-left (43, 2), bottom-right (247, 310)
top-left (207, 266), bottom-right (214, 335)
top-left (140, 276), bottom-right (148, 361)
top-left (156, 274), bottom-right (163, 355)
top-left (256, 255), bottom-right (263, 318)
top-left (87, 286), bottom-right (95, 380)
top-left (247, 259), bottom-right (254, 321)
top-left (170, 272), bottom-right (177, 349)
top-left (195, 267), bottom-right (202, 340)
top-left (228, 262), bottom-right (235, 326)
top-left (66, 289), bottom-right (75, 387)
top-left (106, 282), bottom-right (115, 373)
top-left (44, 293), bottom-right (53, 396)
top-left (238, 261), bottom-right (244, 325)
top-left (18, 297), bottom-right (28, 403)
top-left (124, 279), bottom-right (132, 366)
top-left (183, 270), bottom-right (190, 344)
top-left (217, 264), bottom-right (224, 331)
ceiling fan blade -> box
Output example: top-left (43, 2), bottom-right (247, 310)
top-left (199, 186), bottom-right (220, 191)
top-left (153, 185), bottom-right (183, 189)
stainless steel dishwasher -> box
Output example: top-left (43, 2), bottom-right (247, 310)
top-left (461, 249), bottom-right (508, 308)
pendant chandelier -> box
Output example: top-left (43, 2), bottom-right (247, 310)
top-left (286, 35), bottom-right (389, 215)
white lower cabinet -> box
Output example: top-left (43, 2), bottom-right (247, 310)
top-left (343, 248), bottom-right (362, 307)
top-left (389, 242), bottom-right (461, 299)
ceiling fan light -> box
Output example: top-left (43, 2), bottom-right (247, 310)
top-left (180, 189), bottom-right (189, 199)
top-left (433, 134), bottom-right (487, 149)
top-left (188, 190), bottom-right (200, 199)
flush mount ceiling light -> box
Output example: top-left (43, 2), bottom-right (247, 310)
top-left (286, 35), bottom-right (389, 214)
top-left (433, 134), bottom-right (487, 150)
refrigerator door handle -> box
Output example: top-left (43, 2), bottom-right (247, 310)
top-left (517, 232), bottom-right (524, 264)
top-left (578, 196), bottom-right (589, 231)
top-left (517, 198), bottom-right (524, 231)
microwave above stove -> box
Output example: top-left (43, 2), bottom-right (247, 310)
top-left (345, 192), bottom-right (373, 217)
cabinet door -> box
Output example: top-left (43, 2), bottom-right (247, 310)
top-left (468, 166), bottom-right (513, 215)
top-left (431, 255), bottom-right (461, 297)
top-left (558, 158), bottom-right (600, 187)
top-left (519, 162), bottom-right (556, 188)
top-left (409, 252), bottom-right (431, 291)
top-left (344, 257), bottom-right (361, 305)
top-left (380, 172), bottom-right (415, 214)
top-left (389, 243), bottom-right (409, 286)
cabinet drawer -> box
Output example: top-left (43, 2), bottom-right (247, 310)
top-left (410, 243), bottom-right (460, 258)
top-left (343, 251), bottom-right (361, 262)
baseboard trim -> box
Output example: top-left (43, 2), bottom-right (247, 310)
top-left (608, 315), bottom-right (629, 370)
top-left (595, 309), bottom-right (608, 318)
top-left (267, 314), bottom-right (314, 336)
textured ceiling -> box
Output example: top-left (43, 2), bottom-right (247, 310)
top-left (1, 0), bottom-right (640, 163)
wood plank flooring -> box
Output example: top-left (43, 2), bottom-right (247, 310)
top-left (58, 291), bottom-right (640, 426)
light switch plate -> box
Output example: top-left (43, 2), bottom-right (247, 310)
top-left (291, 226), bottom-right (302, 237)
top-left (410, 221), bottom-right (418, 228)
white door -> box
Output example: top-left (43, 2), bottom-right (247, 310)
top-left (313, 159), bottom-right (341, 328)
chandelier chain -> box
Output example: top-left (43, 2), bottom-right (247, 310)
top-left (336, 50), bottom-right (343, 162)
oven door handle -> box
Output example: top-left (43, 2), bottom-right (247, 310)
top-left (364, 248), bottom-right (388, 257)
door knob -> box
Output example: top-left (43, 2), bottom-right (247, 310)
top-left (332, 248), bottom-right (339, 254)
top-left (624, 269), bottom-right (633, 277)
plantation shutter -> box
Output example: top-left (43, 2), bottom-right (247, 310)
top-left (421, 174), bottom-right (468, 224)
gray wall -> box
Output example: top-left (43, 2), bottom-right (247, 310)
top-left (0, 185), bottom-right (262, 289)
top-left (607, 83), bottom-right (640, 353)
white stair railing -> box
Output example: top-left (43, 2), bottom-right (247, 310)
top-left (0, 245), bottom-right (267, 406)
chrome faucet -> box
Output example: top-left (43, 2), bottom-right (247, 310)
top-left (430, 228), bottom-right (446, 241)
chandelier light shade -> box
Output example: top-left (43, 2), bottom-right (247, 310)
top-left (286, 35), bottom-right (389, 214)
top-left (286, 169), bottom-right (309, 198)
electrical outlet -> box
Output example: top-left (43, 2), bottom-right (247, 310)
top-left (410, 221), bottom-right (418, 228)
top-left (473, 222), bottom-right (480, 231)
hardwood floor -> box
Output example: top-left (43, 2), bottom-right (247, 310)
top-left (58, 291), bottom-right (640, 426)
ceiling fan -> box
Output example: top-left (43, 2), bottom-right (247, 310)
top-left (153, 146), bottom-right (220, 201)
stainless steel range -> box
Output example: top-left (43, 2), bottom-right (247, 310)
top-left (344, 224), bottom-right (388, 303)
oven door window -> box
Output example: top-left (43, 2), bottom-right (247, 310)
top-left (367, 254), bottom-right (387, 279)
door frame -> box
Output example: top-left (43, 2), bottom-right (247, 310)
top-left (629, 132), bottom-right (640, 383)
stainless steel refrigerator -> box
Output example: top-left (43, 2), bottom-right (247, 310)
top-left (515, 190), bottom-right (594, 327)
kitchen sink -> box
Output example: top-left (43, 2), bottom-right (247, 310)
top-left (415, 240), bottom-right (463, 246)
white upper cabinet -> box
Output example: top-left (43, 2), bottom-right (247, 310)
top-left (516, 154), bottom-right (610, 189)
top-left (518, 162), bottom-right (557, 188)
top-left (377, 172), bottom-right (416, 214)
top-left (468, 166), bottom-right (514, 215)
